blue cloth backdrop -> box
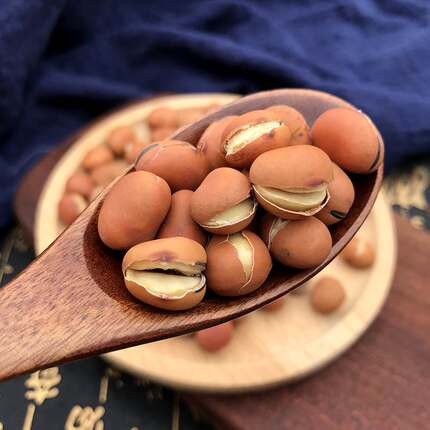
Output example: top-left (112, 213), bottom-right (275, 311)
top-left (1, 0), bottom-right (429, 229)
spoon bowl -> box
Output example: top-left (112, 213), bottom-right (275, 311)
top-left (0, 89), bottom-right (382, 381)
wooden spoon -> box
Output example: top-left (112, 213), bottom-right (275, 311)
top-left (0, 89), bottom-right (383, 381)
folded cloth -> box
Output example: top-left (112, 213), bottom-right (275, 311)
top-left (1, 0), bottom-right (429, 230)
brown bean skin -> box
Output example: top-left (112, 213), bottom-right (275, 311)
top-left (157, 190), bottom-right (207, 246)
top-left (135, 140), bottom-right (209, 192)
top-left (97, 171), bottom-right (171, 250)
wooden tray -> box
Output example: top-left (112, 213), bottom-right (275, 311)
top-left (23, 93), bottom-right (396, 393)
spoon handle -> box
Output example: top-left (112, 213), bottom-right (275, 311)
top-left (0, 219), bottom-right (92, 380)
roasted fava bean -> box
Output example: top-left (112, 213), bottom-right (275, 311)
top-left (221, 110), bottom-right (292, 169)
top-left (135, 140), bottom-right (209, 192)
top-left (260, 213), bottom-right (332, 269)
top-left (81, 145), bottom-right (114, 171)
top-left (311, 108), bottom-right (384, 174)
top-left (122, 237), bottom-right (206, 311)
top-left (147, 107), bottom-right (178, 129)
top-left (196, 321), bottom-right (234, 351)
top-left (266, 105), bottom-right (311, 145)
top-left (58, 193), bottom-right (87, 225)
top-left (65, 172), bottom-right (94, 199)
top-left (250, 145), bottom-right (333, 219)
top-left (205, 230), bottom-right (272, 296)
top-left (197, 116), bottom-right (236, 170)
top-left (190, 167), bottom-right (256, 235)
top-left (316, 163), bottom-right (355, 225)
top-left (341, 237), bottom-right (375, 268)
top-left (106, 126), bottom-right (138, 156)
top-left (310, 276), bottom-right (345, 314)
top-left (158, 190), bottom-right (207, 246)
top-left (98, 171), bottom-right (171, 250)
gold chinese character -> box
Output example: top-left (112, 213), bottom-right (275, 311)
top-left (25, 367), bottom-right (61, 406)
top-left (65, 406), bottom-right (105, 430)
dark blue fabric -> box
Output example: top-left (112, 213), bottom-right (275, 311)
top-left (1, 0), bottom-right (429, 229)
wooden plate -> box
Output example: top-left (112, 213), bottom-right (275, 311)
top-left (34, 93), bottom-right (396, 393)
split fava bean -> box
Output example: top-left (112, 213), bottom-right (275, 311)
top-left (222, 110), bottom-right (292, 169)
top-left (250, 145), bottom-right (333, 220)
top-left (190, 167), bottom-right (256, 235)
top-left (122, 237), bottom-right (206, 311)
top-left (205, 230), bottom-right (272, 296)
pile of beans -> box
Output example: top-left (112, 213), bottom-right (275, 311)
top-left (58, 104), bottom-right (220, 225)
top-left (96, 104), bottom-right (383, 313)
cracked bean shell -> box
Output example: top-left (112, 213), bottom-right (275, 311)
top-left (250, 145), bottom-right (333, 219)
top-left (266, 105), bottom-right (311, 145)
top-left (316, 163), bottom-right (355, 225)
top-left (122, 237), bottom-right (206, 311)
top-left (311, 108), bottom-right (384, 174)
top-left (190, 167), bottom-right (256, 235)
top-left (205, 230), bottom-right (272, 296)
top-left (221, 110), bottom-right (292, 169)
top-left (197, 116), bottom-right (237, 170)
top-left (260, 213), bottom-right (332, 269)
top-left (98, 171), bottom-right (171, 250)
top-left (135, 140), bottom-right (209, 192)
top-left (158, 190), bottom-right (207, 246)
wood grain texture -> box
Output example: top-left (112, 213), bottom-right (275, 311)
top-left (184, 215), bottom-right (430, 430)
top-left (1, 89), bottom-right (382, 381)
